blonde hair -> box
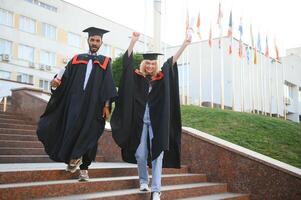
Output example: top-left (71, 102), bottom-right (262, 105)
top-left (139, 60), bottom-right (160, 77)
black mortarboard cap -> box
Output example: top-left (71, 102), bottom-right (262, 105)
top-left (142, 52), bottom-right (163, 60)
top-left (83, 27), bottom-right (109, 37)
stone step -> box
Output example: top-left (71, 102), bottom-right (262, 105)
top-left (0, 147), bottom-right (45, 155)
top-left (0, 113), bottom-right (31, 121)
top-left (0, 118), bottom-right (36, 125)
top-left (0, 140), bottom-right (43, 148)
top-left (0, 174), bottom-right (209, 199)
top-left (0, 123), bottom-right (36, 130)
top-left (0, 164), bottom-right (189, 184)
top-left (178, 192), bottom-right (250, 200)
top-left (0, 128), bottom-right (36, 135)
top-left (0, 133), bottom-right (38, 141)
top-left (41, 183), bottom-right (228, 200)
top-left (0, 155), bottom-right (52, 163)
top-left (0, 155), bottom-right (104, 164)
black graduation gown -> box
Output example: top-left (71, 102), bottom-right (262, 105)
top-left (37, 54), bottom-right (117, 163)
top-left (110, 51), bottom-right (182, 168)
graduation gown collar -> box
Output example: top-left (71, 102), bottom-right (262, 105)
top-left (71, 53), bottom-right (110, 70)
top-left (134, 69), bottom-right (164, 81)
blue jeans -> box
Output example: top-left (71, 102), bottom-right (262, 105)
top-left (135, 104), bottom-right (164, 192)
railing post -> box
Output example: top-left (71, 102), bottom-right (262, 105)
top-left (3, 96), bottom-right (7, 112)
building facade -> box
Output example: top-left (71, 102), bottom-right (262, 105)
top-left (0, 0), bottom-right (151, 93)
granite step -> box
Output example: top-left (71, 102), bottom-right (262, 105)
top-left (41, 183), bottom-right (228, 200)
top-left (0, 140), bottom-right (43, 148)
top-left (0, 164), bottom-right (189, 184)
top-left (0, 147), bottom-right (45, 155)
top-left (0, 113), bottom-right (30, 121)
top-left (0, 123), bottom-right (36, 130)
top-left (0, 175), bottom-right (210, 200)
top-left (0, 155), bottom-right (52, 163)
top-left (0, 155), bottom-right (104, 164)
top-left (0, 118), bottom-right (36, 125)
top-left (0, 133), bottom-right (38, 141)
top-left (0, 128), bottom-right (37, 135)
top-left (178, 192), bottom-right (250, 200)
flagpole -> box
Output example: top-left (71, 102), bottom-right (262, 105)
top-left (199, 41), bottom-right (202, 107)
top-left (209, 23), bottom-right (214, 108)
top-left (254, 49), bottom-right (261, 114)
top-left (144, 0), bottom-right (147, 52)
top-left (241, 57), bottom-right (244, 112)
top-left (275, 60), bottom-right (280, 117)
top-left (247, 46), bottom-right (252, 112)
top-left (269, 58), bottom-right (272, 116)
top-left (221, 37), bottom-right (224, 110)
top-left (186, 48), bottom-right (190, 105)
top-left (259, 52), bottom-right (264, 115)
top-left (231, 48), bottom-right (235, 110)
top-left (250, 48), bottom-right (254, 113)
top-left (282, 61), bottom-right (286, 120)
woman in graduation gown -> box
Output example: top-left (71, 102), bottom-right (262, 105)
top-left (110, 32), bottom-right (191, 200)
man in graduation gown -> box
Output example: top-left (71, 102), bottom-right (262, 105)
top-left (110, 32), bottom-right (191, 200)
top-left (37, 27), bottom-right (117, 181)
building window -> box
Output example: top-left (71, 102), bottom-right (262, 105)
top-left (24, 0), bottom-right (57, 12)
top-left (0, 39), bottom-right (12, 55)
top-left (68, 32), bottom-right (81, 48)
top-left (0, 8), bottom-right (13, 27)
top-left (17, 73), bottom-right (33, 84)
top-left (18, 44), bottom-right (34, 62)
top-left (39, 79), bottom-right (50, 91)
top-left (42, 23), bottom-right (56, 40)
top-left (40, 50), bottom-right (55, 66)
top-left (19, 16), bottom-right (36, 33)
top-left (0, 70), bottom-right (11, 79)
top-left (99, 44), bottom-right (111, 57)
top-left (114, 47), bottom-right (123, 59)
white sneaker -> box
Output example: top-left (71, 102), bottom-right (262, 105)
top-left (78, 170), bottom-right (89, 181)
top-left (151, 192), bottom-right (161, 200)
top-left (139, 183), bottom-right (150, 191)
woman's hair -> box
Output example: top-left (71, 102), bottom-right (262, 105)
top-left (139, 59), bottom-right (160, 77)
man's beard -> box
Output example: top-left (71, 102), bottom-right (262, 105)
top-left (89, 45), bottom-right (99, 53)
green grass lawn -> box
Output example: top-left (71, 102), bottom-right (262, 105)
top-left (181, 105), bottom-right (301, 169)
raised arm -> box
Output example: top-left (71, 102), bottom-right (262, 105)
top-left (172, 33), bottom-right (192, 65)
top-left (127, 32), bottom-right (140, 57)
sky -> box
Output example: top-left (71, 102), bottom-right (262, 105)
top-left (64, 0), bottom-right (301, 57)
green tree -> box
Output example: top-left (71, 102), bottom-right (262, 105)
top-left (112, 53), bottom-right (143, 87)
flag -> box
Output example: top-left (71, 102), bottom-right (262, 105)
top-left (274, 38), bottom-right (279, 61)
top-left (209, 24), bottom-right (212, 47)
top-left (250, 24), bottom-right (256, 64)
top-left (196, 12), bottom-right (201, 40)
top-left (238, 17), bottom-right (243, 58)
top-left (227, 11), bottom-right (233, 54)
top-left (246, 46), bottom-right (251, 64)
top-left (257, 32), bottom-right (262, 53)
top-left (186, 9), bottom-right (189, 32)
top-left (265, 35), bottom-right (269, 57)
top-left (217, 2), bottom-right (223, 48)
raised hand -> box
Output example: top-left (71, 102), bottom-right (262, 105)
top-left (128, 32), bottom-right (140, 56)
top-left (132, 32), bottom-right (140, 42)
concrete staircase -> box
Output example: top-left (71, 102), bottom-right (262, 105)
top-left (0, 102), bottom-right (250, 200)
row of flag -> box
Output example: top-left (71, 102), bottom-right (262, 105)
top-left (186, 2), bottom-right (280, 63)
